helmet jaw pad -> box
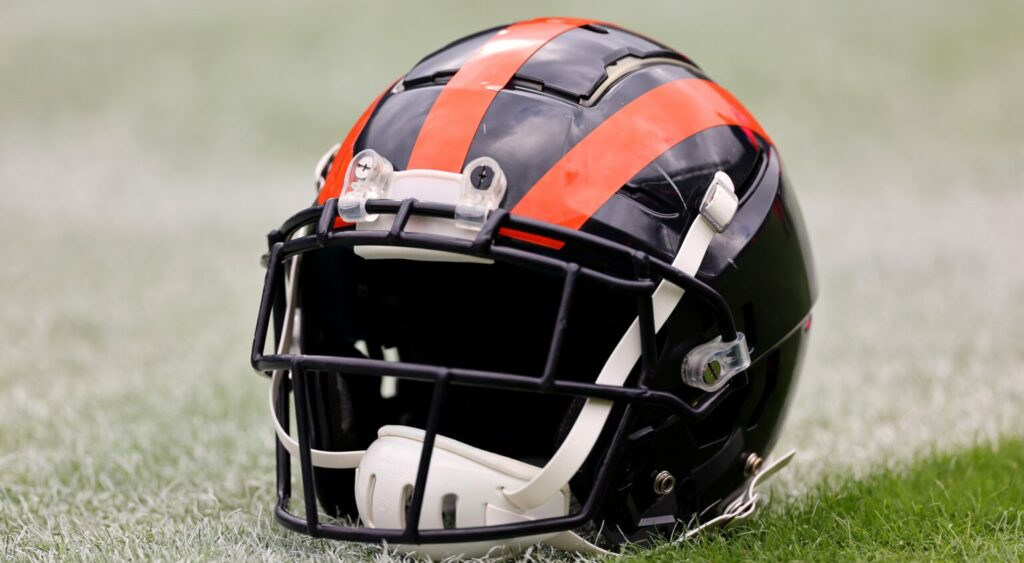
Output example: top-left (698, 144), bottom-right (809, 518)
top-left (354, 425), bottom-right (595, 559)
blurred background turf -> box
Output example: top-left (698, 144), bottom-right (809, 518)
top-left (1, 0), bottom-right (1023, 559)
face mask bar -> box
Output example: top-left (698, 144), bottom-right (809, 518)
top-left (251, 196), bottom-right (744, 547)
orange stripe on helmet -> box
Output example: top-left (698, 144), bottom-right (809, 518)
top-left (510, 79), bottom-right (770, 237)
top-left (497, 227), bottom-right (564, 250)
top-left (317, 85), bottom-right (393, 205)
top-left (406, 17), bottom-right (594, 173)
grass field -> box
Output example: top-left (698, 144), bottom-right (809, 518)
top-left (2, 0), bottom-right (1023, 560)
top-left (631, 437), bottom-right (1024, 561)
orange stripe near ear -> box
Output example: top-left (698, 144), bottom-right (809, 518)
top-left (405, 17), bottom-right (594, 173)
top-left (317, 86), bottom-right (392, 205)
top-left (510, 79), bottom-right (770, 236)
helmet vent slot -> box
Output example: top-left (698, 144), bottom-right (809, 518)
top-left (581, 57), bottom-right (699, 107)
top-left (364, 474), bottom-right (377, 527)
top-left (400, 484), bottom-right (414, 528)
top-left (441, 493), bottom-right (458, 529)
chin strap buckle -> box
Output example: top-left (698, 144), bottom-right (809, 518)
top-left (698, 171), bottom-right (739, 232)
top-left (682, 449), bottom-right (796, 540)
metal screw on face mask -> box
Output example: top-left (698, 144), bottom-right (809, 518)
top-left (653, 470), bottom-right (676, 495)
top-left (355, 155), bottom-right (375, 180)
top-left (702, 359), bottom-right (722, 386)
top-left (744, 453), bottom-right (764, 477)
top-left (471, 165), bottom-right (494, 189)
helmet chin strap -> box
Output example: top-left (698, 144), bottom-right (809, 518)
top-left (269, 253), bottom-right (366, 469)
top-left (267, 172), bottom-right (786, 556)
top-left (502, 171), bottom-right (739, 510)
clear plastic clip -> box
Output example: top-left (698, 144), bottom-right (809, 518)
top-left (682, 333), bottom-right (751, 392)
top-left (455, 157), bottom-right (507, 230)
top-left (338, 149), bottom-right (394, 223)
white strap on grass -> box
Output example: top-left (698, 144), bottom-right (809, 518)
top-left (681, 449), bottom-right (795, 539)
top-left (503, 172), bottom-right (738, 510)
top-left (484, 504), bottom-right (611, 555)
top-left (269, 252), bottom-right (366, 469)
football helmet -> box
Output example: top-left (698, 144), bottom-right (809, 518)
top-left (251, 17), bottom-right (816, 558)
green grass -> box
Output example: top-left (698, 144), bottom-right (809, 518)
top-left (629, 439), bottom-right (1024, 561)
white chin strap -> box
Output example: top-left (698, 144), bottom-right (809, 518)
top-left (501, 171), bottom-right (739, 510)
top-left (270, 250), bottom-right (365, 469)
top-left (269, 172), bottom-right (785, 558)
